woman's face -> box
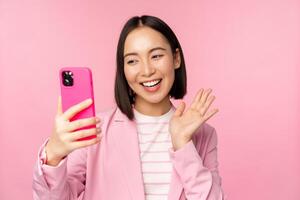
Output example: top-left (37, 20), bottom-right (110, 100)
top-left (123, 26), bottom-right (181, 106)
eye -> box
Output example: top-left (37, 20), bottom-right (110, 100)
top-left (152, 54), bottom-right (163, 60)
top-left (127, 60), bottom-right (138, 65)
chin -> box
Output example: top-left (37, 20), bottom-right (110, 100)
top-left (137, 92), bottom-right (169, 105)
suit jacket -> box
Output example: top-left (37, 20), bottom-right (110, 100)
top-left (33, 107), bottom-right (225, 200)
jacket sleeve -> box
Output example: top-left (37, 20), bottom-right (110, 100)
top-left (168, 128), bottom-right (225, 200)
top-left (32, 139), bottom-right (87, 200)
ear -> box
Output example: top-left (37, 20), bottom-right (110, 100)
top-left (173, 48), bottom-right (181, 69)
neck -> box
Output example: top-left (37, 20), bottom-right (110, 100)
top-left (134, 96), bottom-right (172, 116)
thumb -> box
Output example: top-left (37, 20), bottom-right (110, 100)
top-left (173, 101), bottom-right (185, 117)
top-left (56, 96), bottom-right (63, 116)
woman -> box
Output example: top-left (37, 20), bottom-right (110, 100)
top-left (33, 15), bottom-right (224, 200)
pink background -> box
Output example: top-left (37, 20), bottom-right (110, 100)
top-left (1, 0), bottom-right (299, 199)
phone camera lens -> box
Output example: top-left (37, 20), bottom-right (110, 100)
top-left (62, 71), bottom-right (74, 86)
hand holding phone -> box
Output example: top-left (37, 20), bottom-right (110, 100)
top-left (59, 67), bottom-right (97, 140)
top-left (45, 67), bottom-right (101, 166)
top-left (45, 97), bottom-right (102, 166)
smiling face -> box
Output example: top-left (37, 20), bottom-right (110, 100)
top-left (123, 26), bottom-right (181, 113)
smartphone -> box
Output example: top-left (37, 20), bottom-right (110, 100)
top-left (59, 67), bottom-right (96, 141)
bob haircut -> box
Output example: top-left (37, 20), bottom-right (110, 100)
top-left (114, 15), bottom-right (187, 120)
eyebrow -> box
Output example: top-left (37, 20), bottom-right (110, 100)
top-left (124, 47), bottom-right (167, 58)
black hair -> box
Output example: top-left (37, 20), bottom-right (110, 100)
top-left (114, 15), bottom-right (187, 120)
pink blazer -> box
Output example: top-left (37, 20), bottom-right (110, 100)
top-left (33, 107), bottom-right (225, 200)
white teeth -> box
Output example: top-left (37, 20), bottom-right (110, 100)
top-left (141, 79), bottom-right (161, 87)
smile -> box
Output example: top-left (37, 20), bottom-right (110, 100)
top-left (140, 79), bottom-right (162, 87)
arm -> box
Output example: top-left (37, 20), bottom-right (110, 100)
top-left (32, 139), bottom-right (87, 200)
top-left (169, 128), bottom-right (224, 200)
top-left (32, 97), bottom-right (104, 199)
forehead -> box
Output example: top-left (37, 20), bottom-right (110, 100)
top-left (124, 26), bottom-right (170, 54)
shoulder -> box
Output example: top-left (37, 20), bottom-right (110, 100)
top-left (194, 122), bottom-right (217, 140)
top-left (95, 107), bottom-right (118, 128)
top-left (95, 106), bottom-right (133, 130)
top-left (192, 122), bottom-right (218, 153)
top-left (96, 107), bottom-right (117, 119)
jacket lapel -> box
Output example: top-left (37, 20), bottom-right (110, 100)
top-left (110, 107), bottom-right (184, 200)
top-left (110, 108), bottom-right (145, 200)
top-left (168, 170), bottom-right (184, 200)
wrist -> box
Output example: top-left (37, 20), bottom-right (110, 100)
top-left (45, 143), bottom-right (64, 166)
top-left (171, 137), bottom-right (192, 151)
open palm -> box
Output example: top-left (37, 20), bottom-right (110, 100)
top-left (170, 88), bottom-right (219, 144)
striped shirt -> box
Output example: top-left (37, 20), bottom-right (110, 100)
top-left (133, 105), bottom-right (175, 200)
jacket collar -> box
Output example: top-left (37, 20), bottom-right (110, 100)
top-left (109, 107), bottom-right (184, 200)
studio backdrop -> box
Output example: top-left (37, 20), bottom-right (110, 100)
top-left (0, 0), bottom-right (299, 199)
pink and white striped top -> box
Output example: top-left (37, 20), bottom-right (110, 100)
top-left (133, 105), bottom-right (176, 200)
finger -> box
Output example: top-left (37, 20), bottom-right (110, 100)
top-left (67, 117), bottom-right (100, 132)
top-left (190, 89), bottom-right (204, 109)
top-left (203, 108), bottom-right (219, 122)
top-left (62, 98), bottom-right (93, 121)
top-left (56, 96), bottom-right (63, 116)
top-left (71, 135), bottom-right (102, 149)
top-left (196, 88), bottom-right (212, 110)
top-left (173, 101), bottom-right (185, 117)
top-left (200, 95), bottom-right (216, 116)
top-left (68, 127), bottom-right (101, 141)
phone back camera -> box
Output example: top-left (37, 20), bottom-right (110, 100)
top-left (62, 71), bottom-right (74, 86)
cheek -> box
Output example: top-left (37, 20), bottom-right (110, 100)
top-left (158, 59), bottom-right (175, 77)
top-left (167, 70), bottom-right (175, 85)
top-left (124, 66), bottom-right (138, 83)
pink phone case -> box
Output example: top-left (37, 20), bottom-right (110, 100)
top-left (59, 67), bottom-right (96, 141)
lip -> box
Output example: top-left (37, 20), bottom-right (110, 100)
top-left (140, 79), bottom-right (162, 92)
top-left (139, 78), bottom-right (162, 84)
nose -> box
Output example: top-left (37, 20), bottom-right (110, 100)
top-left (141, 60), bottom-right (155, 77)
